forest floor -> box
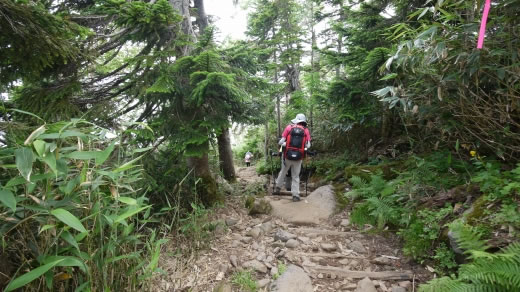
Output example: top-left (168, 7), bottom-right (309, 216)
top-left (153, 166), bottom-right (433, 292)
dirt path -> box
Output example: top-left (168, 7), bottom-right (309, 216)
top-left (154, 167), bottom-right (432, 292)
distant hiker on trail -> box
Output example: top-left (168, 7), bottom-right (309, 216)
top-left (245, 151), bottom-right (253, 167)
top-left (274, 113), bottom-right (311, 202)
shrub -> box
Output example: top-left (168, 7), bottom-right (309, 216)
top-left (0, 119), bottom-right (166, 291)
top-left (419, 221), bottom-right (520, 292)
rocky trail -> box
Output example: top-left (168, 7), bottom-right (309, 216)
top-left (154, 166), bottom-right (432, 292)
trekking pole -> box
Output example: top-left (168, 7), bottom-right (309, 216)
top-left (270, 150), bottom-right (275, 194)
top-left (305, 151), bottom-right (316, 196)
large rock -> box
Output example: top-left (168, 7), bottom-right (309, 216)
top-left (268, 185), bottom-right (337, 225)
top-left (270, 265), bottom-right (313, 292)
top-left (355, 277), bottom-right (377, 292)
top-left (248, 198), bottom-right (273, 215)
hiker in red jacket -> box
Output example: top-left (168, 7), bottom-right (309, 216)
top-left (274, 113), bottom-right (311, 201)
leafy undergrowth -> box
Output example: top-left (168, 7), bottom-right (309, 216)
top-left (0, 119), bottom-right (214, 291)
top-left (310, 149), bottom-right (520, 291)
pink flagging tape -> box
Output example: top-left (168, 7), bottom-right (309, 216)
top-left (477, 0), bottom-right (491, 49)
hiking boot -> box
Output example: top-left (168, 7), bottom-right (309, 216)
top-left (292, 196), bottom-right (301, 202)
top-left (273, 187), bottom-right (281, 195)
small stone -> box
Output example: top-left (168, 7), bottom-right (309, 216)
top-left (320, 243), bottom-right (337, 252)
top-left (248, 227), bottom-right (263, 239)
top-left (260, 221), bottom-right (274, 233)
top-left (344, 283), bottom-right (358, 289)
top-left (271, 266), bottom-right (279, 276)
top-left (399, 281), bottom-right (412, 290)
top-left (339, 259), bottom-right (350, 265)
top-left (274, 229), bottom-right (297, 242)
top-left (276, 250), bottom-right (286, 258)
top-left (219, 264), bottom-right (228, 274)
top-left (241, 237), bottom-right (253, 244)
top-left (349, 240), bottom-right (367, 254)
top-left (349, 259), bottom-right (360, 268)
top-left (257, 252), bottom-right (266, 261)
top-left (372, 256), bottom-right (393, 265)
top-left (356, 277), bottom-right (377, 292)
top-left (225, 218), bottom-right (239, 226)
top-left (242, 260), bottom-right (268, 273)
top-left (298, 236), bottom-right (310, 244)
top-left (258, 278), bottom-right (270, 288)
top-left (317, 273), bottom-right (324, 279)
top-left (285, 239), bottom-right (299, 248)
top-left (229, 255), bottom-right (238, 268)
top-left (273, 247), bottom-right (281, 254)
top-left (340, 218), bottom-right (350, 227)
top-left (252, 241), bottom-right (260, 250)
top-left (391, 287), bottom-right (407, 292)
top-left (331, 274), bottom-right (337, 279)
top-left (231, 240), bottom-right (240, 247)
top-left (272, 242), bottom-right (285, 248)
top-left (213, 281), bottom-right (232, 292)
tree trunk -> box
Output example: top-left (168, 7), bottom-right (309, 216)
top-left (264, 121), bottom-right (269, 162)
top-left (193, 0), bottom-right (209, 34)
top-left (217, 127), bottom-right (236, 182)
top-left (336, 0), bottom-right (345, 78)
top-left (170, 0), bottom-right (219, 206)
top-left (274, 47), bottom-right (281, 138)
top-left (186, 140), bottom-right (221, 206)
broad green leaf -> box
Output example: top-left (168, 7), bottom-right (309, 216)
top-left (39, 130), bottom-right (87, 139)
top-left (95, 140), bottom-right (116, 166)
top-left (106, 252), bottom-right (141, 264)
top-left (42, 153), bottom-right (57, 174)
top-left (4, 259), bottom-right (65, 291)
top-left (74, 281), bottom-right (90, 292)
top-left (39, 224), bottom-right (55, 234)
top-left (42, 256), bottom-right (87, 273)
top-left (51, 208), bottom-right (88, 233)
top-left (25, 126), bottom-right (46, 146)
top-left (118, 197), bottom-right (137, 205)
top-left (114, 206), bottom-right (151, 223)
top-left (9, 108), bottom-right (44, 122)
top-left (0, 189), bottom-right (16, 212)
top-left (56, 158), bottom-right (68, 175)
top-left (15, 147), bottom-right (34, 181)
top-left (66, 151), bottom-right (102, 161)
top-left (61, 230), bottom-right (80, 250)
top-left (33, 140), bottom-right (47, 157)
top-left (114, 155), bottom-right (144, 173)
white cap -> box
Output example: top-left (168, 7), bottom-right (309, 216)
top-left (291, 113), bottom-right (307, 124)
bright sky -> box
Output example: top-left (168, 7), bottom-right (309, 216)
top-left (205, 1), bottom-right (248, 42)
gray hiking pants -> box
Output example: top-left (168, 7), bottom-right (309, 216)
top-left (275, 158), bottom-right (302, 198)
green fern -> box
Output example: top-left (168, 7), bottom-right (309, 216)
top-left (419, 222), bottom-right (520, 292)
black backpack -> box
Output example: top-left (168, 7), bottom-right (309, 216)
top-left (285, 125), bottom-right (306, 160)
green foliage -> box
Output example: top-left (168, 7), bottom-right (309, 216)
top-left (420, 221), bottom-right (520, 292)
top-left (432, 243), bottom-right (457, 276)
top-left (0, 120), bottom-right (166, 291)
top-left (0, 0), bottom-right (89, 86)
top-left (272, 261), bottom-right (287, 280)
top-left (376, 0), bottom-right (520, 158)
top-left (231, 270), bottom-right (258, 292)
top-left (346, 174), bottom-right (404, 229)
top-left (399, 205), bottom-right (453, 260)
top-left (178, 203), bottom-right (214, 250)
